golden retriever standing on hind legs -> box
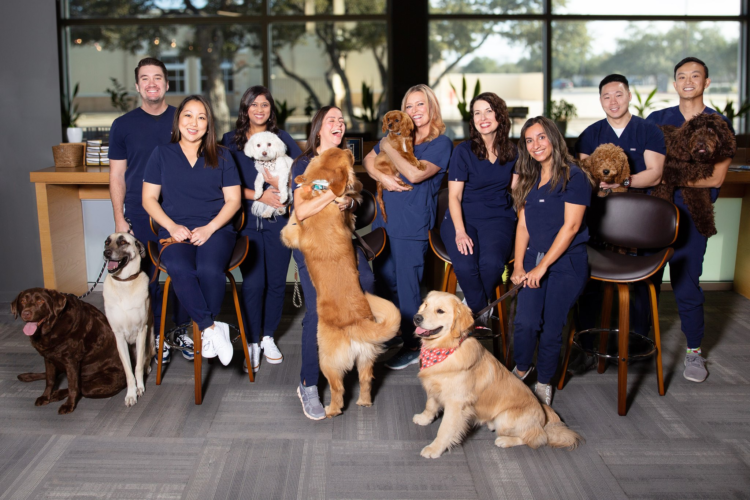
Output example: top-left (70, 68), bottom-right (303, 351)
top-left (412, 291), bottom-right (583, 458)
top-left (281, 147), bottom-right (401, 417)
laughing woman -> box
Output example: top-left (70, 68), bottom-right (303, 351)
top-left (142, 95), bottom-right (241, 364)
top-left (221, 86), bottom-right (302, 374)
top-left (363, 84), bottom-right (453, 370)
top-left (510, 116), bottom-right (592, 406)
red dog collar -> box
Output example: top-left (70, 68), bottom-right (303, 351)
top-left (420, 337), bottom-right (465, 370)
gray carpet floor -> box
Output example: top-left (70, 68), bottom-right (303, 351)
top-left (0, 289), bottom-right (749, 499)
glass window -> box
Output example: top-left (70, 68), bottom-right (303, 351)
top-left (429, 0), bottom-right (543, 15)
top-left (429, 20), bottom-right (543, 138)
top-left (63, 0), bottom-right (263, 18)
top-left (163, 55), bottom-right (187, 93)
top-left (553, 0), bottom-right (740, 16)
top-left (551, 21), bottom-right (741, 136)
top-left (270, 0), bottom-right (386, 15)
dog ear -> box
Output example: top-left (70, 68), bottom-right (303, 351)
top-left (50, 290), bottom-right (68, 316)
top-left (10, 291), bottom-right (21, 319)
top-left (295, 175), bottom-right (306, 186)
top-left (664, 126), bottom-right (691, 162)
top-left (135, 238), bottom-right (146, 258)
top-left (715, 120), bottom-right (737, 159)
top-left (381, 114), bottom-right (388, 133)
top-left (451, 298), bottom-right (475, 339)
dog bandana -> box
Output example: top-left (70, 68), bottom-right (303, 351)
top-left (420, 337), bottom-right (466, 370)
top-left (256, 159), bottom-right (276, 172)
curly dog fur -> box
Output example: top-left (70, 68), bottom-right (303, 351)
top-left (579, 143), bottom-right (630, 197)
top-left (281, 148), bottom-right (401, 417)
top-left (652, 113), bottom-right (736, 237)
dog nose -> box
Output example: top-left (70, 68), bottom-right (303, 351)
top-left (602, 169), bottom-right (610, 175)
top-left (104, 248), bottom-right (112, 258)
top-left (262, 151), bottom-right (267, 156)
top-left (21, 310), bottom-right (32, 321)
top-left (413, 314), bottom-right (423, 325)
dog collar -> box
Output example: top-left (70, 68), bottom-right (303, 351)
top-left (420, 337), bottom-right (465, 370)
top-left (111, 270), bottom-right (142, 282)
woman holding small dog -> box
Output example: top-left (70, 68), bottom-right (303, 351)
top-left (510, 116), bottom-right (592, 405)
top-left (221, 86), bottom-right (302, 374)
top-left (363, 84), bottom-right (453, 370)
top-left (440, 92), bottom-right (518, 319)
top-left (143, 95), bottom-right (240, 365)
top-left (292, 106), bottom-right (376, 420)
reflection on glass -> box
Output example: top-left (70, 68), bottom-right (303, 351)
top-left (64, 0), bottom-right (262, 18)
top-left (429, 20), bottom-right (543, 138)
top-left (270, 22), bottom-right (387, 138)
top-left (67, 24), bottom-right (262, 136)
top-left (553, 0), bottom-right (739, 16)
top-left (429, 0), bottom-right (543, 15)
top-left (551, 21), bottom-right (740, 136)
top-left (270, 0), bottom-right (386, 15)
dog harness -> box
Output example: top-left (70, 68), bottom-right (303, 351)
top-left (419, 337), bottom-right (466, 370)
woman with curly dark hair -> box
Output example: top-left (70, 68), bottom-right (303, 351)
top-left (510, 116), bottom-right (592, 406)
top-left (440, 92), bottom-right (518, 319)
top-left (220, 86), bottom-right (302, 374)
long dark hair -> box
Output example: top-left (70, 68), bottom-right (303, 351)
top-left (513, 116), bottom-right (577, 211)
top-left (301, 105), bottom-right (345, 159)
top-left (233, 85), bottom-right (280, 151)
top-left (171, 95), bottom-right (223, 169)
top-left (468, 92), bottom-right (516, 163)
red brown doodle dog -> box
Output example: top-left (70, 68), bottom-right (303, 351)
top-left (579, 143), bottom-right (630, 197)
top-left (12, 288), bottom-right (126, 414)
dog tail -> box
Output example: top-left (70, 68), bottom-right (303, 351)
top-left (376, 183), bottom-right (388, 223)
top-left (361, 293), bottom-right (401, 344)
top-left (542, 404), bottom-right (584, 450)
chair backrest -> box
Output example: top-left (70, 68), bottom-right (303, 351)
top-left (150, 208), bottom-right (245, 236)
top-left (354, 190), bottom-right (377, 230)
top-left (435, 188), bottom-right (450, 234)
top-left (587, 192), bottom-right (678, 249)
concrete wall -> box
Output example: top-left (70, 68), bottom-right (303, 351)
top-left (0, 0), bottom-right (59, 300)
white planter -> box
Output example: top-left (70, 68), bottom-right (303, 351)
top-left (66, 127), bottom-right (83, 143)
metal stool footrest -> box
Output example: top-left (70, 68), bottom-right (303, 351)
top-left (161, 322), bottom-right (245, 354)
top-left (574, 328), bottom-right (656, 361)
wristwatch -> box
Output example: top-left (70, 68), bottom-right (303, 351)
top-left (622, 176), bottom-right (631, 188)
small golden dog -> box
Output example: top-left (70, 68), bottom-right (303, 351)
top-left (374, 110), bottom-right (425, 222)
top-left (281, 147), bottom-right (401, 417)
top-left (579, 143), bottom-right (630, 197)
top-left (413, 291), bottom-right (583, 458)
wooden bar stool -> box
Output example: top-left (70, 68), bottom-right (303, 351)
top-left (148, 212), bottom-right (253, 405)
top-left (352, 190), bottom-right (387, 261)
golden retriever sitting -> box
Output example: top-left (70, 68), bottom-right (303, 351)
top-left (281, 147), bottom-right (401, 417)
top-left (579, 143), bottom-right (630, 197)
top-left (374, 110), bottom-right (426, 222)
top-left (413, 291), bottom-right (583, 459)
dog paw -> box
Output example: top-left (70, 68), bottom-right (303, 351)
top-left (494, 436), bottom-right (521, 448)
top-left (325, 406), bottom-right (342, 418)
top-left (146, 364), bottom-right (152, 375)
top-left (58, 402), bottom-right (76, 415)
top-left (34, 396), bottom-right (50, 406)
top-left (420, 444), bottom-right (444, 459)
top-left (356, 398), bottom-right (372, 407)
top-left (413, 413), bottom-right (433, 426)
top-left (136, 384), bottom-right (145, 397)
top-left (125, 388), bottom-right (138, 407)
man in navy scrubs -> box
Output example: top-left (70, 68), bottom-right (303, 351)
top-left (573, 74), bottom-right (666, 373)
top-left (108, 57), bottom-right (188, 364)
top-left (645, 57), bottom-right (734, 383)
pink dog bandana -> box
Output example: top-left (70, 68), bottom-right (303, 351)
top-left (419, 337), bottom-right (465, 370)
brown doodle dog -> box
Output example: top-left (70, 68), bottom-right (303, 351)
top-left (579, 143), bottom-right (631, 197)
top-left (12, 288), bottom-right (126, 414)
top-left (281, 148), bottom-right (401, 417)
top-left (653, 113), bottom-right (736, 237)
top-left (373, 110), bottom-right (426, 222)
top-left (413, 292), bottom-right (583, 459)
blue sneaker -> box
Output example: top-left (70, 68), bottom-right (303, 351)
top-left (174, 331), bottom-right (194, 361)
top-left (385, 346), bottom-right (420, 370)
top-left (383, 336), bottom-right (404, 350)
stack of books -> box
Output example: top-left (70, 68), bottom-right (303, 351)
top-left (86, 140), bottom-right (110, 166)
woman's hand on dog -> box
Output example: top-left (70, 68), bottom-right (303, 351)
top-left (600, 181), bottom-right (621, 190)
top-left (335, 196), bottom-right (354, 212)
top-left (455, 231), bottom-right (474, 255)
top-left (168, 224), bottom-right (192, 243)
top-left (190, 225), bottom-right (215, 246)
top-left (258, 188), bottom-right (283, 208)
top-left (380, 174), bottom-right (408, 192)
top-left (261, 167), bottom-right (280, 190)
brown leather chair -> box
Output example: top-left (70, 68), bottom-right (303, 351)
top-left (352, 189), bottom-right (386, 261)
top-left (148, 211), bottom-right (253, 405)
top-left (428, 188), bottom-right (514, 362)
top-left (558, 192), bottom-right (679, 416)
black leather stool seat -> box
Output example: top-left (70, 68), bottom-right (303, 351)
top-left (588, 246), bottom-right (674, 283)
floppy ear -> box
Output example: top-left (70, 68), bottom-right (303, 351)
top-left (664, 126), bottom-right (691, 161)
top-left (294, 175), bottom-right (306, 186)
top-left (381, 114), bottom-right (389, 133)
top-left (10, 291), bottom-right (21, 319)
top-left (579, 156), bottom-right (591, 175)
top-left (715, 120), bottom-right (737, 159)
top-left (48, 289), bottom-right (68, 318)
top-left (135, 239), bottom-right (146, 258)
top-left (451, 298), bottom-right (475, 339)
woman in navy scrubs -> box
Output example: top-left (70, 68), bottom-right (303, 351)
top-left (363, 84), bottom-right (453, 370)
top-left (440, 92), bottom-right (518, 318)
top-left (221, 86), bottom-right (302, 374)
top-left (292, 106), bottom-right (375, 420)
top-left (510, 116), bottom-right (592, 405)
top-left (143, 95), bottom-right (241, 364)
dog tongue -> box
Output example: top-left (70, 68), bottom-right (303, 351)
top-left (107, 260), bottom-right (119, 271)
top-left (23, 322), bottom-right (38, 336)
top-left (414, 326), bottom-right (429, 336)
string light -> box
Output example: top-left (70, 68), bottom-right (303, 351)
top-left (171, 39), bottom-right (176, 48)
top-left (74, 38), bottom-right (82, 44)
top-left (154, 37), bottom-right (160, 45)
top-left (95, 43), bottom-right (102, 51)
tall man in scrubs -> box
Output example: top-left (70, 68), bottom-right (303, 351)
top-left (645, 57), bottom-right (734, 383)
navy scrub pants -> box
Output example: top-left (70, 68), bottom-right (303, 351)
top-left (159, 229), bottom-right (236, 332)
top-left (373, 237), bottom-right (429, 349)
top-left (295, 246), bottom-right (375, 387)
top-left (239, 215), bottom-right (292, 344)
top-left (513, 249), bottom-right (589, 385)
top-left (440, 215), bottom-right (515, 313)
top-left (127, 211), bottom-right (189, 335)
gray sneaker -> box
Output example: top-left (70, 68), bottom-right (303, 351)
top-left (568, 351), bottom-right (597, 375)
top-left (512, 364), bottom-right (534, 381)
top-left (534, 382), bottom-right (553, 405)
top-left (683, 353), bottom-right (708, 383)
top-left (297, 383), bottom-right (326, 420)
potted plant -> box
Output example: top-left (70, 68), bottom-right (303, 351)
top-left (353, 82), bottom-right (384, 140)
top-left (547, 99), bottom-right (577, 137)
top-left (710, 98), bottom-right (750, 132)
top-left (274, 99), bottom-right (297, 130)
top-left (105, 77), bottom-right (135, 114)
top-left (450, 75), bottom-right (481, 138)
top-left (633, 87), bottom-right (667, 118)
top-left (62, 82), bottom-right (82, 143)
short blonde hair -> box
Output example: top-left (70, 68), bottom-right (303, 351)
top-left (401, 84), bottom-right (446, 142)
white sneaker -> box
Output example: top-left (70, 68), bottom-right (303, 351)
top-left (243, 343), bottom-right (260, 373)
top-left (260, 336), bottom-right (283, 364)
top-left (201, 328), bottom-right (218, 359)
top-left (213, 322), bottom-right (234, 366)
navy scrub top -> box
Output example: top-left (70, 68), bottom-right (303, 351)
top-left (372, 135), bottom-right (453, 240)
top-left (646, 105), bottom-right (735, 202)
top-left (108, 106), bottom-right (176, 217)
top-left (143, 142), bottom-right (241, 233)
top-left (448, 140), bottom-right (517, 220)
top-left (524, 164), bottom-right (592, 255)
top-left (221, 129), bottom-right (302, 215)
top-left (577, 115), bottom-right (666, 176)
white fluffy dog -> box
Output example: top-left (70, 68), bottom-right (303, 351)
top-left (244, 131), bottom-right (294, 218)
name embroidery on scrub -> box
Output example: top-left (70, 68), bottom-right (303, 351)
top-left (630, 148), bottom-right (637, 151)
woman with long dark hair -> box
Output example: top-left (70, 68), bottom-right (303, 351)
top-left (510, 116), bottom-right (592, 406)
top-left (143, 95), bottom-right (241, 363)
top-left (292, 106), bottom-right (375, 420)
top-left (440, 92), bottom-right (518, 319)
top-left (221, 86), bottom-right (302, 374)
